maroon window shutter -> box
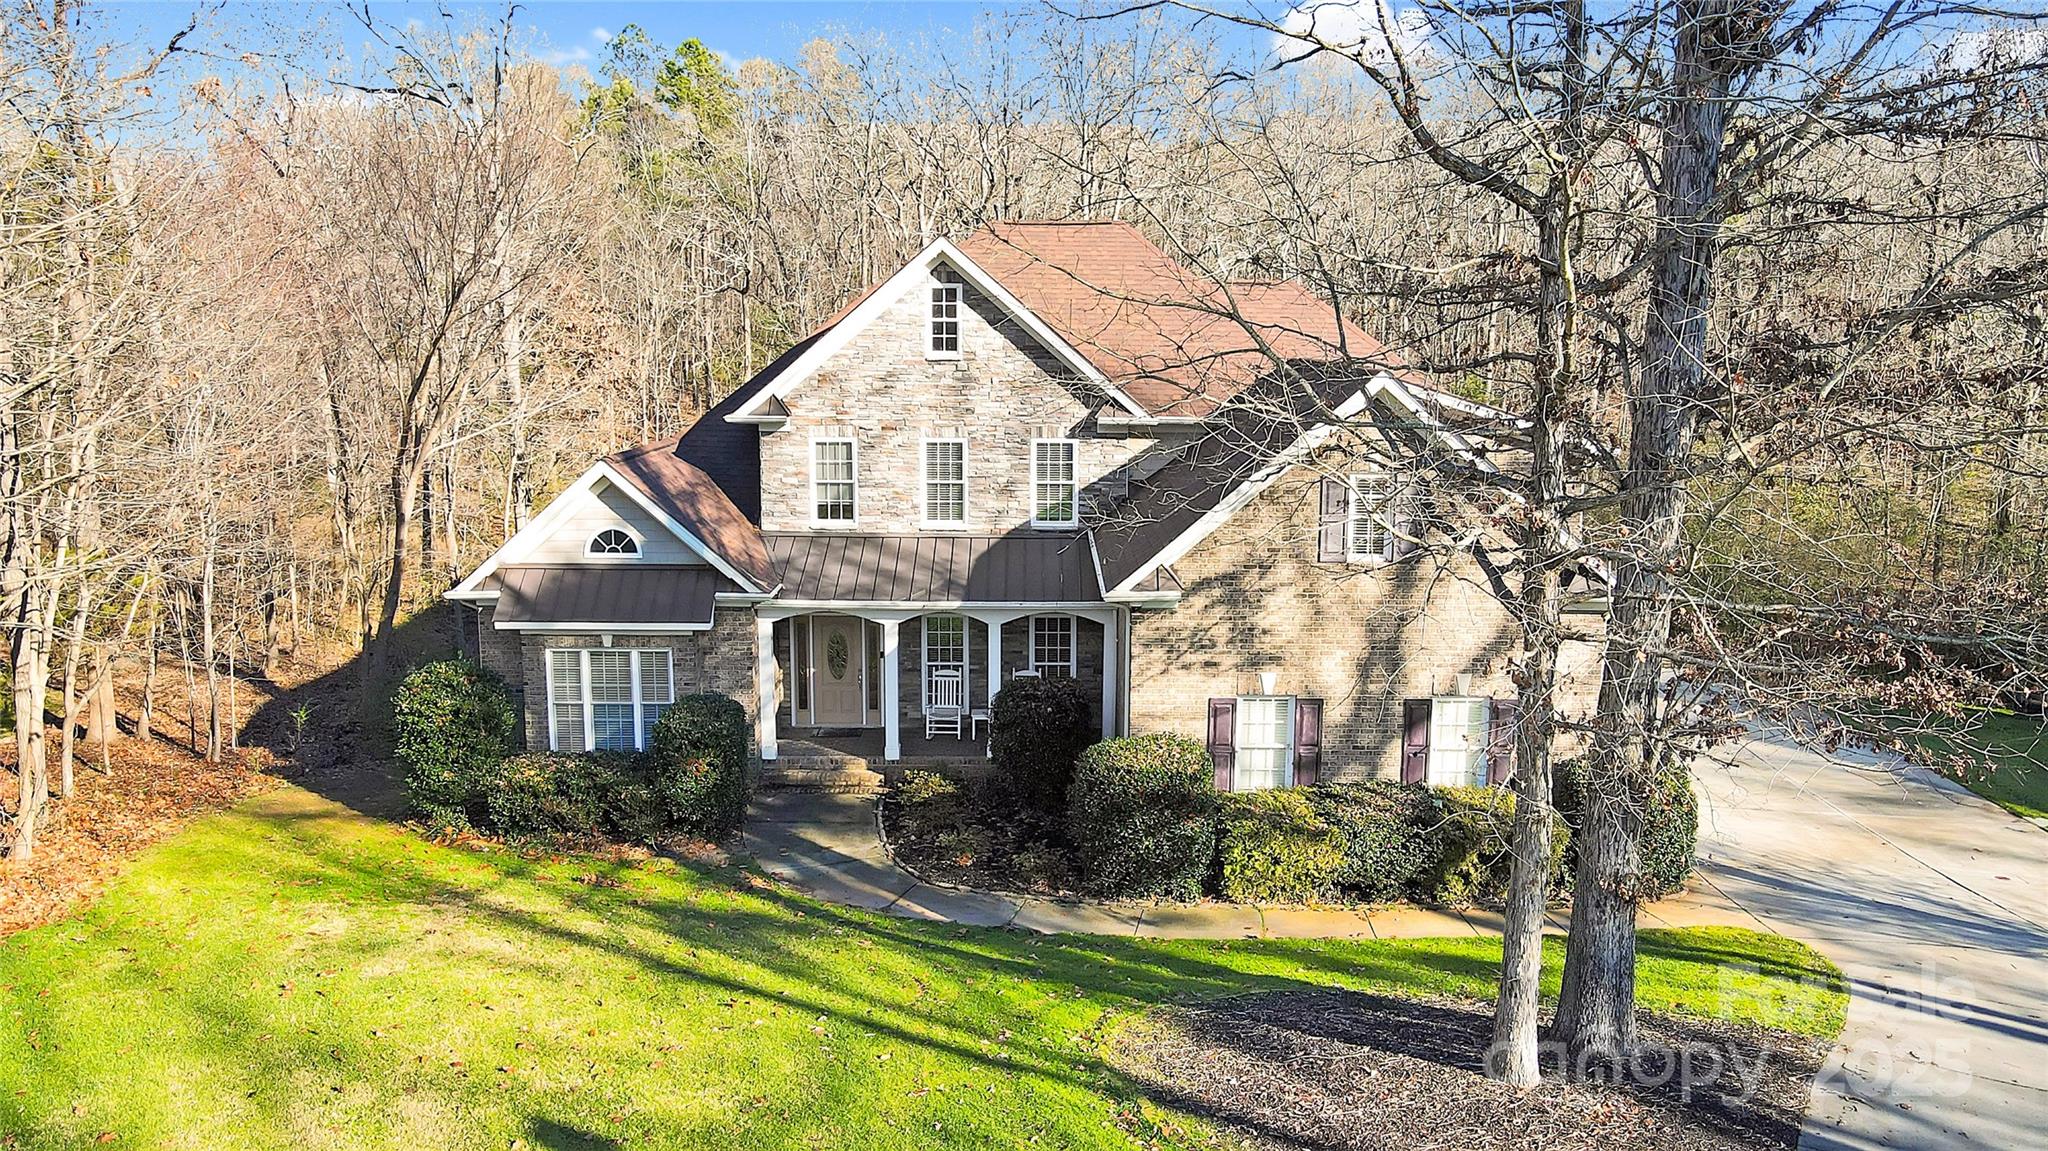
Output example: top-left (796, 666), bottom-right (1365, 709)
top-left (1207, 697), bottom-right (1236, 791)
top-left (1488, 698), bottom-right (1518, 787)
top-left (1400, 698), bottom-right (1431, 785)
top-left (1317, 479), bottom-right (1348, 562)
top-left (1293, 698), bottom-right (1323, 786)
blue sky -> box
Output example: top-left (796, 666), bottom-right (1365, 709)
top-left (99, 1), bottom-right (1171, 71)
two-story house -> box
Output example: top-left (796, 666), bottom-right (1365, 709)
top-left (448, 221), bottom-right (1602, 791)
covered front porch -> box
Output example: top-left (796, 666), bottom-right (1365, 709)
top-left (752, 604), bottom-right (1125, 763)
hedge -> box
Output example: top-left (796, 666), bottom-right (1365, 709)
top-left (648, 693), bottom-right (751, 839)
top-left (990, 676), bottom-right (1097, 814)
top-left (1553, 759), bottom-right (1699, 898)
top-left (1307, 780), bottom-right (1437, 903)
top-left (1216, 789), bottom-right (1345, 903)
top-left (1067, 733), bottom-right (1216, 899)
top-left (483, 752), bottom-right (636, 844)
top-left (392, 659), bottom-right (518, 831)
top-left (1416, 786), bottom-right (1570, 907)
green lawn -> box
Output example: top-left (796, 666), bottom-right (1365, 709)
top-left (1, 788), bottom-right (1846, 1150)
top-left (1894, 710), bottom-right (2048, 820)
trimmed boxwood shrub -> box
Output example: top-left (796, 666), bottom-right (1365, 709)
top-left (1216, 789), bottom-right (1345, 904)
top-left (991, 676), bottom-right (1097, 814)
top-left (392, 659), bottom-right (518, 831)
top-left (1553, 759), bottom-right (1699, 898)
top-left (1417, 786), bottom-right (1570, 907)
top-left (1067, 733), bottom-right (1217, 899)
top-left (649, 692), bottom-right (751, 839)
top-left (1308, 780), bottom-right (1437, 903)
top-left (483, 752), bottom-right (636, 844)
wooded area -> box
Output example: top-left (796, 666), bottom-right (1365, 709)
top-left (3, 0), bottom-right (2045, 1087)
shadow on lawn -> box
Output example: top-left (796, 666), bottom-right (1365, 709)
top-left (243, 607), bottom-right (466, 821)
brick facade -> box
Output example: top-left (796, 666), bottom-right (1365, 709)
top-left (756, 267), bottom-right (1151, 534)
top-left (469, 605), bottom-right (756, 752)
top-left (1128, 464), bottom-right (1602, 782)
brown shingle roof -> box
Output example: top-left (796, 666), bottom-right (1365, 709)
top-left (605, 443), bottom-right (778, 591)
top-left (955, 221), bottom-right (1405, 417)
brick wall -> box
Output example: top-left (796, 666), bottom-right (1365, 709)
top-left (510, 608), bottom-right (758, 752)
top-left (757, 267), bottom-right (1150, 533)
top-left (1128, 464), bottom-right (1602, 782)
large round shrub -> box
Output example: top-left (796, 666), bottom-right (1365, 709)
top-left (1416, 786), bottom-right (1570, 907)
top-left (1216, 789), bottom-right (1345, 904)
top-left (1553, 759), bottom-right (1699, 898)
top-left (649, 692), bottom-right (750, 839)
top-left (1066, 733), bottom-right (1216, 899)
top-left (483, 752), bottom-right (634, 844)
top-left (1308, 780), bottom-right (1437, 903)
top-left (991, 675), bottom-right (1097, 814)
top-left (392, 659), bottom-right (518, 831)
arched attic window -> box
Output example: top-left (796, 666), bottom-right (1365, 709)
top-left (587, 528), bottom-right (640, 557)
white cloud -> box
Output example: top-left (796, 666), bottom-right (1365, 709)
top-left (1273, 2), bottom-right (1435, 68)
top-left (1931, 26), bottom-right (2048, 74)
top-left (535, 45), bottom-right (593, 67)
top-left (592, 26), bottom-right (613, 44)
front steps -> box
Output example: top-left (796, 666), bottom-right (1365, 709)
top-left (760, 742), bottom-right (887, 794)
top-left (759, 738), bottom-right (990, 794)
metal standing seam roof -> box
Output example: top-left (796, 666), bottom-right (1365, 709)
top-left (486, 565), bottom-right (735, 627)
top-left (764, 533), bottom-right (1103, 603)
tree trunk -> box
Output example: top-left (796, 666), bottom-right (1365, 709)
top-left (138, 615), bottom-right (157, 744)
top-left (56, 580), bottom-right (92, 799)
top-left (1559, 0), bottom-right (1743, 1062)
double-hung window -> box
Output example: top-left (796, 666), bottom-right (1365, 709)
top-left (1233, 696), bottom-right (1295, 791)
top-left (812, 438), bottom-right (857, 524)
top-left (929, 281), bottom-right (961, 356)
top-left (1428, 696), bottom-right (1492, 788)
top-left (922, 439), bottom-right (967, 525)
top-left (1348, 473), bottom-right (1397, 562)
top-left (1029, 615), bottom-right (1075, 678)
top-left (922, 614), bottom-right (967, 711)
top-left (1031, 439), bottom-right (1078, 527)
top-left (547, 649), bottom-right (674, 753)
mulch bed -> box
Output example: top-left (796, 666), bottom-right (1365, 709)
top-left (880, 779), bottom-right (1080, 897)
top-left (0, 738), bottom-right (281, 936)
top-left (1111, 989), bottom-right (1829, 1151)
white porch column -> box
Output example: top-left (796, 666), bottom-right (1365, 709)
top-left (880, 618), bottom-right (901, 761)
top-left (754, 615), bottom-right (778, 761)
top-left (985, 616), bottom-right (1004, 714)
top-left (1101, 610), bottom-right (1120, 738)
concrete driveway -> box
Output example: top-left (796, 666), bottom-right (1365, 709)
top-left (1694, 734), bottom-right (2048, 1149)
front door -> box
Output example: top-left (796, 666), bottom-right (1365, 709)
top-left (809, 615), bottom-right (866, 726)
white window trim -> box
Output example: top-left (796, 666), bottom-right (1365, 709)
top-left (1030, 438), bottom-right (1080, 529)
top-left (810, 436), bottom-right (859, 528)
top-left (1346, 471), bottom-right (1398, 564)
top-left (1427, 695), bottom-right (1492, 788)
top-left (919, 437), bottom-right (969, 528)
top-left (544, 648), bottom-right (675, 753)
top-left (920, 614), bottom-right (970, 715)
top-left (583, 526), bottom-right (644, 560)
top-left (1028, 613), bottom-right (1077, 678)
top-left (1232, 695), bottom-right (1296, 792)
top-left (927, 280), bottom-right (963, 361)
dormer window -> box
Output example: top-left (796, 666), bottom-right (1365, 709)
top-left (929, 274), bottom-right (961, 358)
top-left (587, 528), bottom-right (639, 557)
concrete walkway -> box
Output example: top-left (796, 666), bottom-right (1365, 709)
top-left (743, 788), bottom-right (1753, 940)
top-left (1694, 733), bottom-right (2048, 1150)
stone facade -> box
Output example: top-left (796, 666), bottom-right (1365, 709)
top-left (1127, 463), bottom-right (1602, 783)
top-left (757, 266), bottom-right (1151, 534)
